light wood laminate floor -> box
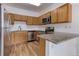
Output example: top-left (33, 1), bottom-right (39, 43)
top-left (4, 41), bottom-right (39, 56)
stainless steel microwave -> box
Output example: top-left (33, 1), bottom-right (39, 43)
top-left (42, 16), bottom-right (51, 24)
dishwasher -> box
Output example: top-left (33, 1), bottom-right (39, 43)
top-left (27, 31), bottom-right (35, 42)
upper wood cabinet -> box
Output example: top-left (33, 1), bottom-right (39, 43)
top-left (39, 16), bottom-right (43, 25)
top-left (32, 17), bottom-right (39, 25)
top-left (13, 14), bottom-right (27, 22)
top-left (51, 3), bottom-right (72, 23)
top-left (7, 13), bottom-right (14, 25)
top-left (27, 16), bottom-right (42, 25)
top-left (7, 3), bottom-right (72, 25)
top-left (8, 13), bottom-right (42, 25)
top-left (7, 13), bottom-right (27, 24)
top-left (32, 17), bottom-right (42, 25)
top-left (51, 8), bottom-right (58, 24)
top-left (27, 16), bottom-right (34, 25)
top-left (38, 17), bottom-right (42, 25)
top-left (57, 3), bottom-right (72, 23)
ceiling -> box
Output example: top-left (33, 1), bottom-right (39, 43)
top-left (3, 3), bottom-right (53, 12)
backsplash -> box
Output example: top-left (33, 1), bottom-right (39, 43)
top-left (10, 21), bottom-right (46, 31)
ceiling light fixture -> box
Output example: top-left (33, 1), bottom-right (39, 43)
top-left (29, 3), bottom-right (41, 6)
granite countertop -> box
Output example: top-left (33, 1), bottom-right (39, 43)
top-left (37, 32), bottom-right (79, 44)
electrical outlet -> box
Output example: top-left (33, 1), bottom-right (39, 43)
top-left (65, 26), bottom-right (67, 28)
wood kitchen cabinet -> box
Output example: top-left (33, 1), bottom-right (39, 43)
top-left (11, 31), bottom-right (28, 45)
top-left (38, 16), bottom-right (43, 25)
top-left (51, 3), bottom-right (72, 23)
top-left (38, 37), bottom-right (45, 56)
top-left (33, 17), bottom-right (42, 25)
top-left (7, 13), bottom-right (27, 24)
top-left (51, 8), bottom-right (58, 24)
top-left (7, 13), bottom-right (14, 25)
top-left (13, 14), bottom-right (27, 22)
top-left (27, 16), bottom-right (33, 25)
top-left (32, 17), bottom-right (39, 25)
top-left (27, 16), bottom-right (42, 25)
top-left (57, 3), bottom-right (72, 23)
top-left (38, 17), bottom-right (42, 25)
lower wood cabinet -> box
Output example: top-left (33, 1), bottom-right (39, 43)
top-left (38, 37), bottom-right (46, 56)
top-left (11, 31), bottom-right (28, 45)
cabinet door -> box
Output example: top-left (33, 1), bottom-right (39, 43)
top-left (27, 16), bottom-right (33, 25)
top-left (32, 17), bottom-right (38, 25)
top-left (39, 38), bottom-right (45, 56)
top-left (58, 3), bottom-right (71, 23)
top-left (14, 14), bottom-right (27, 22)
top-left (37, 17), bottom-right (43, 25)
top-left (32, 17), bottom-right (42, 25)
top-left (8, 13), bottom-right (14, 25)
top-left (11, 31), bottom-right (28, 45)
top-left (27, 16), bottom-right (42, 25)
top-left (51, 9), bottom-right (58, 23)
top-left (38, 16), bottom-right (43, 25)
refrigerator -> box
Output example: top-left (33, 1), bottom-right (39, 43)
top-left (3, 11), bottom-right (11, 55)
top-left (0, 4), bottom-right (1, 56)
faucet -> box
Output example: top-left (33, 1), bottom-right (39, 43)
top-left (18, 26), bottom-right (21, 31)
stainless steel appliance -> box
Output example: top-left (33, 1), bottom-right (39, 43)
top-left (45, 27), bottom-right (54, 34)
top-left (0, 4), bottom-right (1, 55)
top-left (4, 10), bottom-right (12, 55)
top-left (42, 16), bottom-right (51, 24)
top-left (27, 31), bottom-right (35, 42)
